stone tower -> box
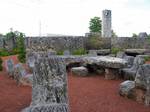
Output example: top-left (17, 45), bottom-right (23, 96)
top-left (102, 9), bottom-right (112, 38)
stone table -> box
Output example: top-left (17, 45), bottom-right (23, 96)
top-left (125, 49), bottom-right (149, 56)
top-left (83, 56), bottom-right (127, 79)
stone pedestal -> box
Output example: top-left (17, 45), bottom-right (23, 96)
top-left (22, 56), bottom-right (69, 112)
top-left (105, 68), bottom-right (119, 80)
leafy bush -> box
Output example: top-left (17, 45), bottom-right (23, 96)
top-left (86, 36), bottom-right (104, 50)
top-left (0, 31), bottom-right (26, 64)
top-left (144, 56), bottom-right (150, 62)
top-left (111, 47), bottom-right (122, 55)
top-left (72, 48), bottom-right (86, 55)
top-left (0, 57), bottom-right (3, 71)
top-left (18, 51), bottom-right (26, 63)
top-left (0, 49), bottom-right (12, 56)
top-left (57, 50), bottom-right (64, 55)
top-left (89, 16), bottom-right (101, 33)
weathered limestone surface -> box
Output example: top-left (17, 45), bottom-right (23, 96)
top-left (23, 104), bottom-right (68, 112)
top-left (119, 80), bottom-right (146, 103)
top-left (83, 56), bottom-right (127, 79)
top-left (121, 56), bottom-right (145, 80)
top-left (116, 51), bottom-right (126, 58)
top-left (71, 66), bottom-right (88, 77)
top-left (135, 64), bottom-right (150, 90)
top-left (83, 56), bottom-right (127, 68)
top-left (63, 50), bottom-right (71, 55)
top-left (23, 57), bottom-right (69, 112)
top-left (88, 49), bottom-right (110, 55)
top-left (26, 50), bottom-right (86, 69)
top-left (0, 37), bottom-right (4, 48)
top-left (13, 63), bottom-right (26, 84)
top-left (20, 74), bottom-right (33, 86)
top-left (26, 50), bottom-right (57, 69)
top-left (59, 56), bottom-right (84, 66)
top-left (119, 80), bottom-right (135, 98)
top-left (102, 9), bottom-right (112, 38)
top-left (6, 59), bottom-right (14, 77)
top-left (88, 50), bottom-right (97, 56)
top-left (123, 56), bottom-right (135, 68)
top-left (125, 49), bottom-right (149, 55)
top-left (111, 37), bottom-right (150, 49)
top-left (120, 64), bottom-right (150, 106)
top-left (26, 36), bottom-right (85, 52)
top-left (105, 68), bottom-right (119, 79)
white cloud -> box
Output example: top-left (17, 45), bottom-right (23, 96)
top-left (0, 0), bottom-right (149, 36)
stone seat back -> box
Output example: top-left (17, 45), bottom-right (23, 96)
top-left (22, 56), bottom-right (69, 112)
top-left (116, 51), bottom-right (126, 58)
top-left (135, 64), bottom-right (150, 90)
top-left (5, 59), bottom-right (14, 77)
top-left (123, 56), bottom-right (134, 68)
top-left (121, 56), bottom-right (145, 80)
top-left (13, 63), bottom-right (28, 85)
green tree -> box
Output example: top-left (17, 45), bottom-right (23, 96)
top-left (5, 30), bottom-right (16, 48)
top-left (4, 30), bottom-right (26, 63)
top-left (132, 33), bottom-right (138, 37)
top-left (111, 30), bottom-right (118, 37)
top-left (15, 31), bottom-right (26, 63)
top-left (89, 17), bottom-right (102, 33)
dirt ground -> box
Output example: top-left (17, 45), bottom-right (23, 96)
top-left (0, 55), bottom-right (150, 112)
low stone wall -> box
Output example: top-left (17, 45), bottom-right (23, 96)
top-left (3, 36), bottom-right (148, 53)
top-left (26, 36), bottom-right (150, 52)
top-left (25, 36), bottom-right (86, 52)
top-left (25, 36), bottom-right (112, 53)
top-left (111, 37), bottom-right (150, 49)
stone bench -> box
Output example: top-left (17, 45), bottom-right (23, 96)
top-left (124, 49), bottom-right (150, 56)
top-left (71, 66), bottom-right (88, 77)
top-left (88, 49), bottom-right (110, 56)
top-left (119, 64), bottom-right (150, 106)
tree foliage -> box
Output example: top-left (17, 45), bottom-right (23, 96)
top-left (86, 36), bottom-right (104, 50)
top-left (89, 17), bottom-right (102, 33)
top-left (1, 30), bottom-right (26, 63)
top-left (132, 33), bottom-right (138, 37)
top-left (111, 30), bottom-right (118, 37)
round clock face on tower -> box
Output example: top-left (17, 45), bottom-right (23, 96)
top-left (105, 11), bottom-right (109, 16)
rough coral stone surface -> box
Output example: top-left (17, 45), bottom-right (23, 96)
top-left (23, 56), bottom-right (69, 112)
top-left (135, 64), bottom-right (150, 90)
top-left (119, 80), bottom-right (135, 99)
top-left (71, 66), bottom-right (88, 77)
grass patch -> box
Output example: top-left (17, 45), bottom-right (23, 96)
top-left (111, 47), bottom-right (122, 55)
top-left (72, 48), bottom-right (87, 55)
top-left (144, 56), bottom-right (150, 62)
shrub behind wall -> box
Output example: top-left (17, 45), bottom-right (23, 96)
top-left (85, 36), bottom-right (111, 50)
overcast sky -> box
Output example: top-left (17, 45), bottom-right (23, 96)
top-left (0, 0), bottom-right (150, 36)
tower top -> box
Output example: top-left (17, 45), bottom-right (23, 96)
top-left (102, 9), bottom-right (112, 38)
top-left (102, 10), bottom-right (111, 18)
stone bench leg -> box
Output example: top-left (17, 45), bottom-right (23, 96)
top-left (105, 68), bottom-right (119, 80)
